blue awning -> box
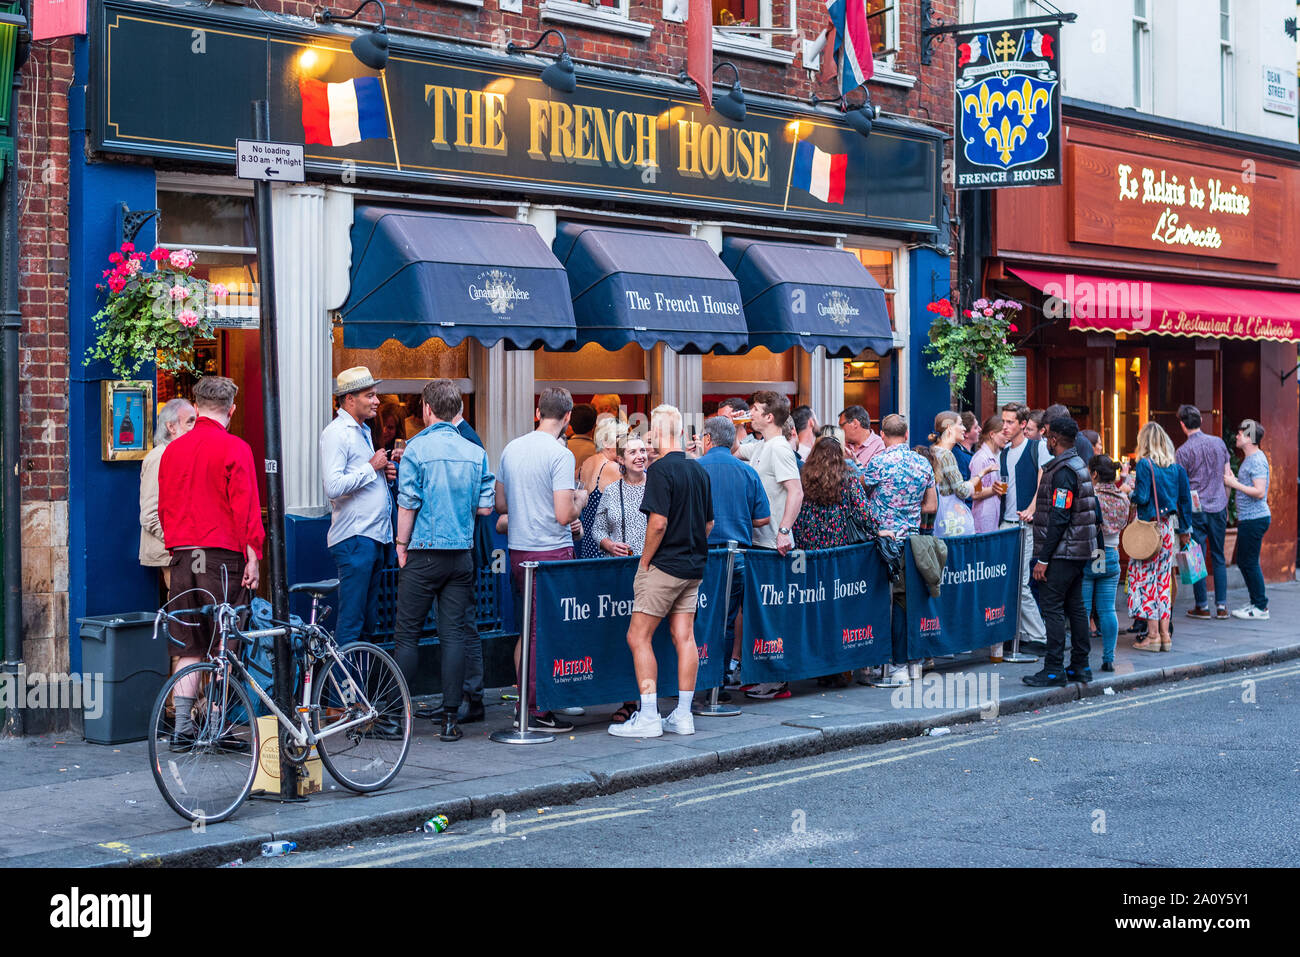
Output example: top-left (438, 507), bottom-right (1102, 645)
top-left (553, 222), bottom-right (748, 353)
top-left (340, 207), bottom-right (577, 350)
top-left (721, 238), bottom-right (894, 358)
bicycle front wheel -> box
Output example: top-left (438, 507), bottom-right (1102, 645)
top-left (312, 642), bottom-right (412, 792)
top-left (147, 662), bottom-right (259, 824)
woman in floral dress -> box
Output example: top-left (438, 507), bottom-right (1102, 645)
top-left (1126, 423), bottom-right (1193, 652)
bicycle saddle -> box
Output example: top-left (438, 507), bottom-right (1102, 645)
top-left (289, 579), bottom-right (341, 594)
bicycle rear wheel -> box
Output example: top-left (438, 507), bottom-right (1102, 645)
top-left (147, 662), bottom-right (259, 824)
top-left (312, 642), bottom-right (412, 792)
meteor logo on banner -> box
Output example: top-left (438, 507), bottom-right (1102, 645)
top-left (904, 528), bottom-right (1021, 658)
top-left (741, 544), bottom-right (892, 682)
top-left (955, 24), bottom-right (1061, 189)
top-left (531, 554), bottom-right (730, 711)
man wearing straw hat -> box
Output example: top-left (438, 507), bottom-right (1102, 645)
top-left (320, 366), bottom-right (396, 648)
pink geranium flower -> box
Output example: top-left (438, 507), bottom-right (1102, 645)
top-left (168, 249), bottom-right (196, 270)
top-left (169, 284), bottom-right (188, 300)
top-left (107, 276), bottom-right (126, 293)
top-left (210, 283), bottom-right (228, 299)
top-left (150, 248), bottom-right (170, 262)
top-left (177, 309), bottom-right (199, 328)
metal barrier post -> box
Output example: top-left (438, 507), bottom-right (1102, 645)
top-left (694, 542), bottom-right (741, 718)
top-left (491, 562), bottom-right (555, 744)
top-left (1003, 522), bottom-right (1038, 664)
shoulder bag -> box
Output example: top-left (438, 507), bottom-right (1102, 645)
top-left (1121, 460), bottom-right (1162, 561)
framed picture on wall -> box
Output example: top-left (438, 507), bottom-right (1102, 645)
top-left (101, 380), bottom-right (154, 461)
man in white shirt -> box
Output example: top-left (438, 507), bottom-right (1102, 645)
top-left (999, 403), bottom-right (1050, 647)
top-left (320, 366), bottom-right (396, 646)
top-left (739, 391), bottom-right (804, 701)
top-left (496, 387), bottom-right (589, 733)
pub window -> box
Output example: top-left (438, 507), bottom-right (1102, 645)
top-left (1219, 0), bottom-right (1234, 128)
top-left (332, 333), bottom-right (474, 445)
top-left (155, 189), bottom-right (262, 462)
top-left (535, 343), bottom-right (652, 422)
top-left (713, 0), bottom-right (773, 50)
top-left (1132, 0), bottom-right (1152, 111)
top-left (865, 1), bottom-right (898, 60)
top-left (841, 245), bottom-right (898, 421)
top-left (702, 347), bottom-right (797, 413)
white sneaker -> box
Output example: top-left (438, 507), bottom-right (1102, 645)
top-left (1231, 605), bottom-right (1270, 620)
top-left (558, 707), bottom-right (585, 716)
top-left (608, 709), bottom-right (663, 738)
top-left (662, 710), bottom-right (695, 735)
top-left (908, 662), bottom-right (923, 680)
top-left (875, 665), bottom-right (910, 687)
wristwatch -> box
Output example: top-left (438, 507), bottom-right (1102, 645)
top-left (779, 526), bottom-right (793, 536)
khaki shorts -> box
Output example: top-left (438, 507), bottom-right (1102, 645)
top-left (632, 565), bottom-right (702, 619)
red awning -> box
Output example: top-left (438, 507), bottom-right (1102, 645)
top-left (1010, 267), bottom-right (1300, 343)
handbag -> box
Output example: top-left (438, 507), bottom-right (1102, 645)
top-left (843, 481), bottom-right (872, 545)
top-left (1121, 460), bottom-right (1162, 561)
top-left (1176, 540), bottom-right (1207, 585)
top-left (935, 492), bottom-right (975, 538)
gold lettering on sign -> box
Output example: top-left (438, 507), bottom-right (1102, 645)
top-left (677, 121), bottom-right (770, 185)
top-left (1111, 158), bottom-right (1253, 252)
top-left (526, 99), bottom-right (658, 169)
top-left (424, 85), bottom-right (508, 155)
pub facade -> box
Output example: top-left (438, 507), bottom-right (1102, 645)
top-left (26, 0), bottom-right (958, 688)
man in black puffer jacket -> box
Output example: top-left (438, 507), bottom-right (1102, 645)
top-left (1024, 416), bottom-right (1098, 687)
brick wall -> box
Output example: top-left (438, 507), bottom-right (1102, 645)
top-left (17, 38), bottom-right (74, 674)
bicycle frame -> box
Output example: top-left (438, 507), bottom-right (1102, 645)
top-left (207, 595), bottom-right (379, 751)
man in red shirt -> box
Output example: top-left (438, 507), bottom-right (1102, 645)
top-left (158, 377), bottom-right (265, 740)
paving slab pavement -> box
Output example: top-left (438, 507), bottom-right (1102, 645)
top-left (3, 580), bottom-right (1297, 867)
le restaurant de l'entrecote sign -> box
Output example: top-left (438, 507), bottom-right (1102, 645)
top-left (93, 0), bottom-right (942, 233)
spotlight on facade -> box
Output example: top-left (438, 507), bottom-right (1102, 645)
top-left (507, 29), bottom-right (578, 94)
top-left (316, 0), bottom-right (390, 70)
top-left (711, 62), bottom-right (746, 122)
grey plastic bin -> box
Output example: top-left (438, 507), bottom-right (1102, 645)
top-left (77, 612), bottom-right (171, 745)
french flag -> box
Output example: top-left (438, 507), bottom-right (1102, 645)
top-left (958, 35), bottom-right (987, 67)
top-left (792, 141), bottom-right (848, 205)
top-left (1022, 28), bottom-right (1054, 59)
top-left (300, 77), bottom-right (390, 147)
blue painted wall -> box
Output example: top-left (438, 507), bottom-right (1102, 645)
top-left (908, 247), bottom-right (954, 428)
top-left (67, 37), bottom-right (161, 671)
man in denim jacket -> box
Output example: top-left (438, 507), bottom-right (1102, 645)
top-left (394, 379), bottom-right (496, 742)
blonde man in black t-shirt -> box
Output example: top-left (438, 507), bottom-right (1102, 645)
top-left (609, 405), bottom-right (714, 739)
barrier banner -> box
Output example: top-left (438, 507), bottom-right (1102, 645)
top-left (741, 544), bottom-right (892, 682)
top-left (532, 553), bottom-right (730, 711)
top-left (904, 528), bottom-right (1021, 658)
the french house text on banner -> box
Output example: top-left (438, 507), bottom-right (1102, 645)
top-left (741, 544), bottom-right (892, 683)
top-left (905, 528), bottom-right (1021, 658)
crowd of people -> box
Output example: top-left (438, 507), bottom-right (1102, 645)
top-left (139, 371), bottom-right (1276, 741)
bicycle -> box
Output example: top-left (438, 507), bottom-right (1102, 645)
top-left (146, 578), bottom-right (412, 824)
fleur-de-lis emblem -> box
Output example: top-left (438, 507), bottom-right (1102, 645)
top-left (984, 116), bottom-right (1027, 164)
top-left (1005, 79), bottom-right (1051, 126)
top-left (961, 84), bottom-right (1006, 132)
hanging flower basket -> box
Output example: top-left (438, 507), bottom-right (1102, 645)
top-left (924, 296), bottom-right (1022, 386)
top-left (83, 242), bottom-right (229, 380)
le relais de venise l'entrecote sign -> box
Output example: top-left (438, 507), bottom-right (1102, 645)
top-left (1068, 144), bottom-right (1279, 263)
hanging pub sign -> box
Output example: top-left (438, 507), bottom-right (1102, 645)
top-left (954, 24), bottom-right (1062, 189)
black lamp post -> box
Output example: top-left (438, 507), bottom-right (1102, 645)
top-left (506, 28), bottom-right (577, 93)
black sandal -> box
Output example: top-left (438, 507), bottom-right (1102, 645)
top-left (611, 700), bottom-right (637, 723)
